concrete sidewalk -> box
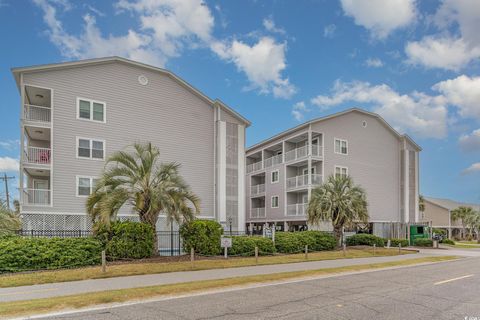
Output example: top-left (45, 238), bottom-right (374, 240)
top-left (0, 252), bottom-right (444, 303)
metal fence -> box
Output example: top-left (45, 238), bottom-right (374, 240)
top-left (157, 231), bottom-right (182, 256)
top-left (15, 230), bottom-right (93, 238)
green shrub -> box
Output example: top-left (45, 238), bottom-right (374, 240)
top-left (386, 238), bottom-right (409, 247)
top-left (0, 236), bottom-right (102, 273)
top-left (180, 219), bottom-right (223, 255)
top-left (95, 221), bottom-right (154, 259)
top-left (275, 231), bottom-right (336, 253)
top-left (413, 238), bottom-right (433, 247)
top-left (228, 236), bottom-right (275, 256)
top-left (440, 238), bottom-right (455, 245)
top-left (346, 234), bottom-right (384, 247)
top-left (433, 228), bottom-right (446, 236)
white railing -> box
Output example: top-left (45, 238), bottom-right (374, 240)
top-left (24, 146), bottom-right (51, 165)
top-left (287, 203), bottom-right (306, 216)
top-left (22, 188), bottom-right (50, 206)
top-left (285, 145), bottom-right (308, 162)
top-left (246, 160), bottom-right (263, 174)
top-left (250, 207), bottom-right (266, 218)
top-left (312, 145), bottom-right (323, 157)
top-left (23, 104), bottom-right (51, 123)
top-left (250, 184), bottom-right (265, 196)
top-left (286, 174), bottom-right (309, 190)
top-left (264, 154), bottom-right (283, 168)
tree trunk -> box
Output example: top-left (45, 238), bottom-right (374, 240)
top-left (333, 225), bottom-right (343, 247)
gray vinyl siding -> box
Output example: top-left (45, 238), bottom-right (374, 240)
top-left (22, 61), bottom-right (215, 216)
top-left (312, 112), bottom-right (401, 223)
top-left (265, 164), bottom-right (284, 220)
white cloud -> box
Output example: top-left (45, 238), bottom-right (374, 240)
top-left (0, 157), bottom-right (19, 172)
top-left (405, 36), bottom-right (480, 71)
top-left (33, 0), bottom-right (295, 99)
top-left (323, 24), bottom-right (336, 38)
top-left (364, 58), bottom-right (384, 68)
top-left (33, 0), bottom-right (163, 66)
top-left (310, 80), bottom-right (448, 138)
top-left (340, 0), bottom-right (416, 39)
top-left (459, 129), bottom-right (480, 152)
top-left (117, 0), bottom-right (214, 58)
top-left (263, 17), bottom-right (286, 35)
top-left (0, 140), bottom-right (19, 151)
top-left (463, 162), bottom-right (480, 175)
top-left (405, 0), bottom-right (480, 70)
top-left (433, 75), bottom-right (480, 121)
top-left (291, 101), bottom-right (309, 121)
top-left (212, 37), bottom-right (296, 99)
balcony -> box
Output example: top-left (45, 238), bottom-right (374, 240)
top-left (246, 160), bottom-right (263, 174)
top-left (285, 145), bottom-right (307, 162)
top-left (312, 145), bottom-right (323, 157)
top-left (23, 104), bottom-right (51, 125)
top-left (287, 203), bottom-right (306, 216)
top-left (22, 188), bottom-right (51, 206)
top-left (250, 184), bottom-right (265, 197)
top-left (250, 207), bottom-right (266, 218)
top-left (286, 174), bottom-right (323, 190)
top-left (24, 147), bottom-right (51, 165)
top-left (264, 154), bottom-right (283, 168)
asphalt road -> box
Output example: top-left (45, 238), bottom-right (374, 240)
top-left (41, 256), bottom-right (480, 320)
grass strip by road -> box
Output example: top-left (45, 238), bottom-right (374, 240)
top-left (446, 242), bottom-right (480, 249)
top-left (0, 256), bottom-right (457, 319)
top-left (0, 247), bottom-right (412, 288)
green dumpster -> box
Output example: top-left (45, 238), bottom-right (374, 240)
top-left (409, 225), bottom-right (430, 245)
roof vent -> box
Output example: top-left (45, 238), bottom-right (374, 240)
top-left (138, 75), bottom-right (149, 86)
top-left (362, 120), bottom-right (367, 128)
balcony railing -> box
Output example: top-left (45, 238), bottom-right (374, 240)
top-left (250, 207), bottom-right (266, 218)
top-left (23, 104), bottom-right (51, 124)
top-left (250, 183), bottom-right (265, 196)
top-left (24, 146), bottom-right (51, 165)
top-left (312, 145), bottom-right (323, 157)
top-left (22, 188), bottom-right (51, 206)
top-left (264, 154), bottom-right (283, 168)
top-left (286, 174), bottom-right (323, 190)
top-left (285, 145), bottom-right (308, 162)
top-left (287, 203), bottom-right (306, 216)
top-left (286, 174), bottom-right (309, 190)
top-left (246, 160), bottom-right (263, 174)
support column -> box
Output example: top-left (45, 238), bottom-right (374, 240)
top-left (217, 121), bottom-right (227, 226)
top-left (307, 128), bottom-right (312, 200)
top-left (237, 124), bottom-right (246, 232)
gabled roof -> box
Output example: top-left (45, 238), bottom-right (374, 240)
top-left (11, 56), bottom-right (250, 127)
top-left (425, 197), bottom-right (480, 211)
top-left (247, 108), bottom-right (421, 151)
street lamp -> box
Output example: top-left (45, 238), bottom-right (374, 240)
top-left (228, 216), bottom-right (233, 235)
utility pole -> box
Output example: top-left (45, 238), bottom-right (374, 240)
top-left (1, 173), bottom-right (15, 209)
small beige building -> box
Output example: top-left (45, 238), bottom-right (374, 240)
top-left (421, 197), bottom-right (480, 238)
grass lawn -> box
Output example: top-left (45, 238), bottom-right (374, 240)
top-left (446, 242), bottom-right (480, 249)
top-left (0, 247), bottom-right (412, 288)
top-left (0, 256), bottom-right (456, 319)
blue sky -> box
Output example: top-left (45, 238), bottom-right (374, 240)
top-left (0, 0), bottom-right (479, 203)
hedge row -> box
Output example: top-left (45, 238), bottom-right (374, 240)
top-left (274, 231), bottom-right (336, 253)
top-left (229, 236), bottom-right (275, 256)
top-left (95, 221), bottom-right (155, 260)
top-left (0, 237), bottom-right (102, 272)
top-left (413, 238), bottom-right (433, 247)
top-left (180, 220), bottom-right (223, 255)
top-left (346, 234), bottom-right (385, 247)
top-left (387, 238), bottom-right (409, 247)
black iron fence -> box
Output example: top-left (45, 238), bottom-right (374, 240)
top-left (15, 230), bottom-right (93, 238)
top-left (157, 231), bottom-right (182, 256)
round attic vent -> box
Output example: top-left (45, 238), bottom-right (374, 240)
top-left (138, 75), bottom-right (149, 86)
top-left (362, 120), bottom-right (367, 128)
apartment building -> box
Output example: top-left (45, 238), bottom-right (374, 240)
top-left (12, 57), bottom-right (249, 232)
top-left (245, 109), bottom-right (421, 238)
top-left (421, 197), bottom-right (480, 238)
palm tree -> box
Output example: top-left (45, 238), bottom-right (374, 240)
top-left (464, 211), bottom-right (480, 241)
top-left (307, 175), bottom-right (368, 246)
top-left (419, 195), bottom-right (425, 218)
top-left (87, 142), bottom-right (200, 254)
top-left (451, 206), bottom-right (475, 239)
top-left (0, 200), bottom-right (21, 236)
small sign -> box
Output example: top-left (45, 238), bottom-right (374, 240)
top-left (220, 237), bottom-right (232, 248)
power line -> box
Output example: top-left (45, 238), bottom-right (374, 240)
top-left (0, 173), bottom-right (16, 209)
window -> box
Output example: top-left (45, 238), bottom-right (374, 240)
top-left (271, 196), bottom-right (279, 208)
top-left (77, 98), bottom-right (105, 123)
top-left (334, 138), bottom-right (348, 155)
top-left (77, 138), bottom-right (105, 160)
top-left (77, 176), bottom-right (99, 196)
top-left (271, 170), bottom-right (279, 183)
top-left (335, 166), bottom-right (348, 178)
